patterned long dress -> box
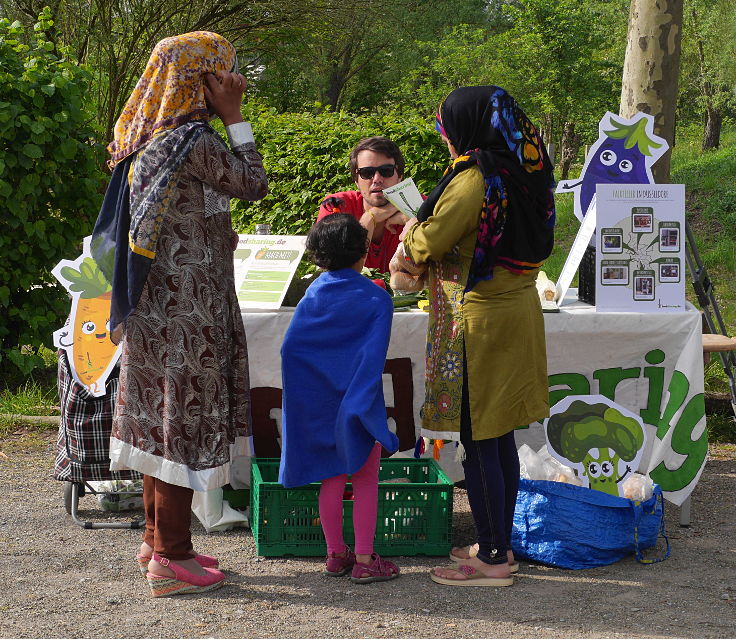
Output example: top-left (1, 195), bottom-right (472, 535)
top-left (403, 166), bottom-right (549, 442)
top-left (109, 128), bottom-right (267, 491)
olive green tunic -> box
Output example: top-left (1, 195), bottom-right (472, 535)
top-left (403, 166), bottom-right (549, 440)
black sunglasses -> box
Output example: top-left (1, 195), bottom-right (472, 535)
top-left (356, 164), bottom-right (397, 180)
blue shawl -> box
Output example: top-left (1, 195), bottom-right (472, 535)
top-left (278, 269), bottom-right (399, 488)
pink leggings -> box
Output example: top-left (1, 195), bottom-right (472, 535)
top-left (319, 442), bottom-right (382, 556)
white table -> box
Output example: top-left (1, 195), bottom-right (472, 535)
top-left (243, 296), bottom-right (705, 507)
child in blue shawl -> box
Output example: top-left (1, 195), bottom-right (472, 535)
top-left (279, 213), bottom-right (400, 584)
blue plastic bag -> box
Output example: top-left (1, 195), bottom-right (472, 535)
top-left (512, 478), bottom-right (669, 569)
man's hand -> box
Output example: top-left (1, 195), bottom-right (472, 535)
top-left (365, 203), bottom-right (399, 225)
top-left (385, 211), bottom-right (409, 234)
top-left (204, 70), bottom-right (247, 126)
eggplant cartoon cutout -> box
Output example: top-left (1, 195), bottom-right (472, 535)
top-left (52, 237), bottom-right (121, 397)
top-left (557, 112), bottom-right (668, 222)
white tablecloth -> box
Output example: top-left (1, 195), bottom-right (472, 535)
top-left (243, 297), bottom-right (705, 505)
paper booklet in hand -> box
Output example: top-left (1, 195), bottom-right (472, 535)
top-left (382, 178), bottom-right (423, 218)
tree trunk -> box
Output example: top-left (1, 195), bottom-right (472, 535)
top-left (619, 0), bottom-right (684, 183)
top-left (702, 106), bottom-right (722, 150)
top-left (559, 122), bottom-right (581, 182)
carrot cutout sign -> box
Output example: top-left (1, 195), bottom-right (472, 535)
top-left (52, 237), bottom-right (121, 397)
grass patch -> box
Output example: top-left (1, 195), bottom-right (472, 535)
top-left (0, 380), bottom-right (59, 417)
top-left (703, 358), bottom-right (733, 395)
top-left (672, 126), bottom-right (736, 333)
top-left (706, 412), bottom-right (736, 444)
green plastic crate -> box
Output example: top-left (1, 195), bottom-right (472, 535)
top-left (250, 457), bottom-right (453, 557)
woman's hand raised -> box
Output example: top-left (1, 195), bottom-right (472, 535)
top-left (204, 70), bottom-right (246, 126)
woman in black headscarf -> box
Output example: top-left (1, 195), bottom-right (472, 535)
top-left (400, 86), bottom-right (555, 586)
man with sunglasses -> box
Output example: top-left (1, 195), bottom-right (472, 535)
top-left (318, 137), bottom-right (409, 273)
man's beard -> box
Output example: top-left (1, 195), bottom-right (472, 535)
top-left (365, 192), bottom-right (388, 208)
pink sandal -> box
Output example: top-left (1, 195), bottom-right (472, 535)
top-left (146, 553), bottom-right (225, 597)
top-left (325, 547), bottom-right (356, 577)
top-left (136, 552), bottom-right (219, 576)
top-left (350, 553), bottom-right (400, 584)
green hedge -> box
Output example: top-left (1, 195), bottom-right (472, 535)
top-left (233, 103), bottom-right (450, 234)
top-left (0, 10), bottom-right (104, 378)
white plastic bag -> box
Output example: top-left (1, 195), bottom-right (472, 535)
top-left (389, 244), bottom-right (426, 294)
top-left (518, 444), bottom-right (555, 481)
top-left (537, 445), bottom-right (583, 485)
top-left (622, 473), bottom-right (654, 501)
top-left (88, 479), bottom-right (144, 512)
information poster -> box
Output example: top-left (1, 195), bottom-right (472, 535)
top-left (382, 178), bottom-right (423, 218)
top-left (234, 235), bottom-right (307, 309)
top-left (595, 184), bottom-right (685, 312)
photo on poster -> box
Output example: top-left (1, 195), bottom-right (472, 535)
top-left (632, 206), bottom-right (653, 233)
top-left (659, 259), bottom-right (681, 283)
top-left (659, 222), bottom-right (680, 252)
top-left (601, 260), bottom-right (629, 285)
top-left (633, 270), bottom-right (656, 300)
top-left (601, 227), bottom-right (623, 253)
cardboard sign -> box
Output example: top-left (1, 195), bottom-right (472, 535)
top-left (52, 236), bottom-right (121, 397)
top-left (595, 184), bottom-right (686, 312)
top-left (557, 112), bottom-right (668, 222)
top-left (544, 394), bottom-right (647, 498)
top-left (234, 234), bottom-right (307, 309)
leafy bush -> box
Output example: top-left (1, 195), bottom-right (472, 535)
top-left (0, 9), bottom-right (104, 379)
top-left (233, 102), bottom-right (450, 234)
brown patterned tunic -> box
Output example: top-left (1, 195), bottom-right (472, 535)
top-left (109, 129), bottom-right (267, 490)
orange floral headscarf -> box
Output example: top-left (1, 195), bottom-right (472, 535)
top-left (107, 31), bottom-right (236, 165)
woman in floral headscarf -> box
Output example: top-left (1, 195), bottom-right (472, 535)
top-left (92, 31), bottom-right (267, 597)
top-left (399, 86), bottom-right (555, 586)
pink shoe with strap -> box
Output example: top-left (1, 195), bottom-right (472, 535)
top-left (146, 553), bottom-right (225, 597)
top-left (350, 553), bottom-right (400, 584)
top-left (136, 552), bottom-right (219, 576)
top-left (325, 547), bottom-right (356, 576)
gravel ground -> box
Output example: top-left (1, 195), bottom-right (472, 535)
top-left (0, 436), bottom-right (734, 639)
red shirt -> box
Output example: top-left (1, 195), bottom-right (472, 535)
top-left (317, 191), bottom-right (401, 274)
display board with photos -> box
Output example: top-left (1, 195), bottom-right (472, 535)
top-left (595, 183), bottom-right (685, 312)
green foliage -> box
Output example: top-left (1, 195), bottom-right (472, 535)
top-left (678, 0), bottom-right (736, 127)
top-left (232, 102), bottom-right (449, 234)
top-left (250, 0), bottom-right (492, 113)
top-left (547, 400), bottom-right (644, 462)
top-left (0, 379), bottom-right (59, 417)
top-left (671, 125), bottom-right (736, 331)
top-left (0, 9), bottom-right (105, 378)
top-left (59, 257), bottom-right (111, 299)
top-left (390, 0), bottom-right (624, 144)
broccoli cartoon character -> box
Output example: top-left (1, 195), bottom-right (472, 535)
top-left (52, 237), bottom-right (121, 397)
top-left (557, 112), bottom-right (668, 222)
top-left (544, 396), bottom-right (647, 497)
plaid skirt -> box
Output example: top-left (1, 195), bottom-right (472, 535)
top-left (54, 350), bottom-right (140, 483)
